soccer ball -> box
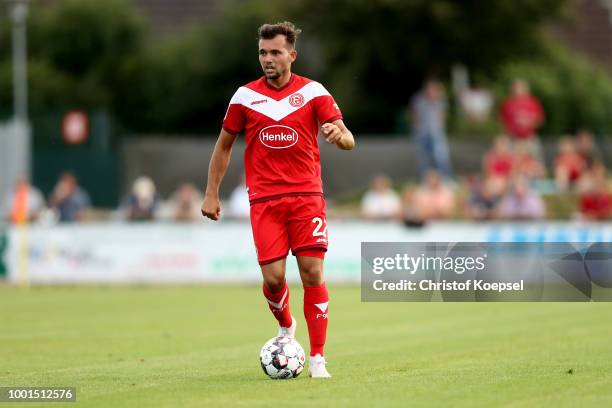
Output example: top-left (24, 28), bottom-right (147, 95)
top-left (259, 336), bottom-right (306, 379)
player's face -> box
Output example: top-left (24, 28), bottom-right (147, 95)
top-left (258, 35), bottom-right (296, 80)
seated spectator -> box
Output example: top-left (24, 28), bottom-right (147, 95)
top-left (483, 136), bottom-right (514, 180)
top-left (410, 170), bottom-right (455, 221)
top-left (555, 137), bottom-right (586, 191)
top-left (465, 175), bottom-right (504, 221)
top-left (575, 129), bottom-right (602, 168)
top-left (497, 176), bottom-right (545, 220)
top-left (227, 179), bottom-right (250, 219)
top-left (513, 142), bottom-right (546, 180)
top-left (576, 160), bottom-right (611, 220)
top-left (48, 172), bottom-right (90, 222)
top-left (361, 174), bottom-right (401, 220)
top-left (577, 160), bottom-right (606, 193)
top-left (400, 187), bottom-right (422, 226)
top-left (2, 177), bottom-right (45, 223)
top-left (125, 176), bottom-right (158, 221)
top-left (579, 178), bottom-right (612, 221)
top-left (168, 182), bottom-right (202, 222)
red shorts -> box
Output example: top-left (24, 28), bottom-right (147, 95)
top-left (250, 195), bottom-right (328, 265)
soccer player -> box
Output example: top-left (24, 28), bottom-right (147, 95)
top-left (201, 21), bottom-right (354, 378)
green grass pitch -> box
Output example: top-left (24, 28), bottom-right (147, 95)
top-left (1, 285), bottom-right (611, 407)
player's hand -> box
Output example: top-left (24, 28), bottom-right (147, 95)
top-left (321, 123), bottom-right (343, 144)
top-left (201, 194), bottom-right (221, 221)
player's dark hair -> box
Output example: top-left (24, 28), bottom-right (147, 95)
top-left (258, 21), bottom-right (301, 48)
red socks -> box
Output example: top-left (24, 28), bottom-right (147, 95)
top-left (262, 282), bottom-right (293, 328)
top-left (303, 283), bottom-right (329, 356)
top-left (263, 281), bottom-right (329, 357)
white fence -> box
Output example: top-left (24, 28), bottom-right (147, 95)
top-left (4, 221), bottom-right (612, 284)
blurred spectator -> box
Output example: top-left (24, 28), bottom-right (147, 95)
top-left (168, 182), bottom-right (202, 222)
top-left (227, 179), bottom-right (250, 219)
top-left (579, 171), bottom-right (612, 220)
top-left (361, 174), bottom-right (401, 220)
top-left (410, 79), bottom-right (452, 179)
top-left (460, 86), bottom-right (493, 124)
top-left (465, 176), bottom-right (504, 221)
top-left (513, 142), bottom-right (546, 180)
top-left (500, 79), bottom-right (545, 147)
top-left (577, 160), bottom-right (606, 193)
top-left (483, 136), bottom-right (514, 181)
top-left (575, 129), bottom-right (602, 168)
top-left (497, 176), bottom-right (545, 220)
top-left (125, 176), bottom-right (158, 221)
top-left (554, 137), bottom-right (586, 191)
top-left (408, 170), bottom-right (455, 222)
top-left (2, 177), bottom-right (45, 223)
top-left (48, 172), bottom-right (90, 222)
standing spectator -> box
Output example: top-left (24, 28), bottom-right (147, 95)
top-left (169, 182), bottom-right (202, 222)
top-left (48, 172), bottom-right (90, 222)
top-left (2, 177), bottom-right (45, 223)
top-left (361, 174), bottom-right (401, 220)
top-left (410, 79), bottom-right (452, 179)
top-left (500, 79), bottom-right (545, 155)
top-left (497, 176), bottom-right (545, 220)
top-left (409, 170), bottom-right (455, 222)
top-left (460, 86), bottom-right (493, 124)
top-left (125, 176), bottom-right (158, 221)
top-left (555, 137), bottom-right (587, 191)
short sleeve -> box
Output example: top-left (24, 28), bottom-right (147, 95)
top-left (313, 84), bottom-right (343, 124)
top-left (222, 88), bottom-right (246, 135)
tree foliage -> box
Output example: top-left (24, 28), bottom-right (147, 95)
top-left (9, 0), bottom-right (612, 136)
top-left (286, 0), bottom-right (567, 132)
top-left (0, 0), bottom-right (144, 114)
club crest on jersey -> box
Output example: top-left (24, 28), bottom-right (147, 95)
top-left (288, 93), bottom-right (304, 107)
top-left (259, 125), bottom-right (299, 149)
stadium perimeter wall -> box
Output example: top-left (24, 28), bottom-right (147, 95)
top-left (4, 221), bottom-right (612, 284)
top-left (121, 137), bottom-right (612, 199)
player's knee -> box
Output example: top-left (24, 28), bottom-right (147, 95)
top-left (300, 265), bottom-right (323, 286)
top-left (263, 276), bottom-right (285, 293)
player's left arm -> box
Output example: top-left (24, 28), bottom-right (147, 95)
top-left (321, 119), bottom-right (355, 150)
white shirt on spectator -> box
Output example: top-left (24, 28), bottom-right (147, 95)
top-left (228, 184), bottom-right (250, 219)
top-left (361, 190), bottom-right (401, 219)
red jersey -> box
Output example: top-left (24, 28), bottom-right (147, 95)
top-left (223, 74), bottom-right (342, 204)
top-left (500, 95), bottom-right (544, 139)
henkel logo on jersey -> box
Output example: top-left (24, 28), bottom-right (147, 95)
top-left (259, 125), bottom-right (299, 149)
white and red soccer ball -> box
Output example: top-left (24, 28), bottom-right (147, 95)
top-left (259, 336), bottom-right (306, 379)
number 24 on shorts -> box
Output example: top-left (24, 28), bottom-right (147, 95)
top-left (312, 217), bottom-right (327, 237)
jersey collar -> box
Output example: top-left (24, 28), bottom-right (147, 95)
top-left (262, 73), bottom-right (296, 92)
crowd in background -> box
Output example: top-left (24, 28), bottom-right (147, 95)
top-left (2, 77), bottom-right (611, 225)
top-left (1, 173), bottom-right (251, 224)
top-left (360, 78), bottom-right (612, 224)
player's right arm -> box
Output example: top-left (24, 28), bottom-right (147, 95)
top-left (201, 129), bottom-right (238, 221)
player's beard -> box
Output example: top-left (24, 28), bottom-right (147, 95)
top-left (263, 66), bottom-right (282, 80)
top-left (266, 72), bottom-right (280, 79)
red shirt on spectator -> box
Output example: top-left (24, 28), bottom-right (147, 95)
top-left (484, 151), bottom-right (514, 178)
top-left (500, 95), bottom-right (544, 140)
top-left (514, 152), bottom-right (545, 179)
top-left (555, 153), bottom-right (586, 183)
top-left (580, 191), bottom-right (612, 219)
